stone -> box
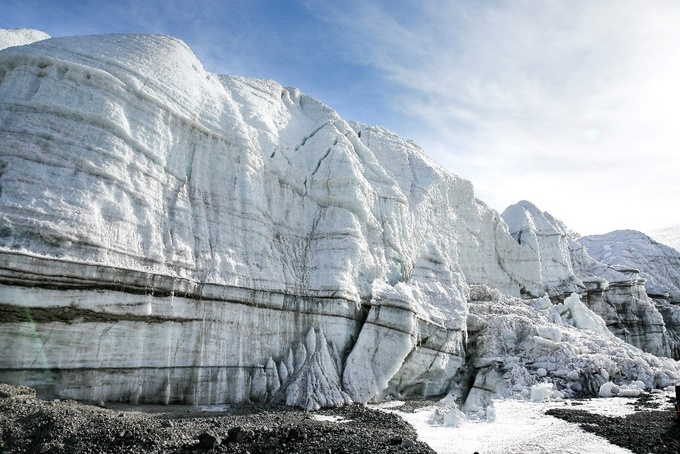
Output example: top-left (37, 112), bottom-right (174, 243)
top-left (196, 432), bottom-right (218, 450)
top-left (226, 427), bottom-right (251, 443)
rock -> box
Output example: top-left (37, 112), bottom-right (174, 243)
top-left (196, 432), bottom-right (218, 450)
top-left (401, 438), bottom-right (416, 448)
top-left (227, 426), bottom-right (251, 443)
top-left (286, 427), bottom-right (305, 441)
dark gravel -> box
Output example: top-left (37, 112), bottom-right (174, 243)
top-left (6, 382), bottom-right (680, 453)
top-left (0, 384), bottom-right (435, 453)
top-left (546, 393), bottom-right (680, 454)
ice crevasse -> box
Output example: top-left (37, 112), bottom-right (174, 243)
top-left (0, 31), bottom-right (679, 410)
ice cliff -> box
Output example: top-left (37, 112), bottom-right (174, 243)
top-left (503, 201), bottom-right (680, 358)
top-left (1, 31), bottom-right (679, 410)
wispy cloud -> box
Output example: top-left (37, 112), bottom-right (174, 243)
top-left (5, 0), bottom-right (678, 234)
top-left (308, 0), bottom-right (680, 234)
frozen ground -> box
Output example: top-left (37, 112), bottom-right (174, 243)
top-left (377, 393), bottom-right (677, 454)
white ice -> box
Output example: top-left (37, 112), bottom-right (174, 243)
top-left (0, 28), bottom-right (49, 51)
top-left (1, 29), bottom-right (680, 408)
top-left (383, 398), bottom-right (641, 454)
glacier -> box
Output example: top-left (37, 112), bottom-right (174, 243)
top-left (0, 28), bottom-right (49, 51)
top-left (0, 30), bottom-right (679, 410)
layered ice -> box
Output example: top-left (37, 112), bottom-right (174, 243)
top-left (503, 201), bottom-right (680, 358)
top-left (0, 32), bottom-right (491, 405)
top-left (462, 285), bottom-right (678, 415)
top-left (0, 30), bottom-right (679, 409)
top-left (581, 230), bottom-right (680, 302)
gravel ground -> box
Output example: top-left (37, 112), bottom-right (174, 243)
top-left (546, 393), bottom-right (680, 454)
top-left (0, 384), bottom-right (435, 453)
top-left (4, 383), bottom-right (680, 454)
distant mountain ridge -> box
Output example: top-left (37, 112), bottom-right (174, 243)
top-left (581, 229), bottom-right (680, 302)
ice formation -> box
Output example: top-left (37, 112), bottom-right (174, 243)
top-left (503, 201), bottom-right (680, 358)
top-left (0, 30), bottom-right (679, 410)
top-left (0, 28), bottom-right (49, 51)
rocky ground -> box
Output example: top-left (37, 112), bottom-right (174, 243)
top-left (0, 384), bottom-right (434, 453)
top-left (547, 393), bottom-right (680, 454)
top-left (3, 383), bottom-right (680, 453)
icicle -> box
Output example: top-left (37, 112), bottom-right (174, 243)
top-left (305, 327), bottom-right (317, 353)
top-left (265, 357), bottom-right (281, 394)
top-left (278, 360), bottom-right (289, 383)
top-left (294, 341), bottom-right (307, 372)
top-left (285, 348), bottom-right (295, 376)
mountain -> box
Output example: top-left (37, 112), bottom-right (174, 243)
top-left (581, 230), bottom-right (680, 302)
top-left (1, 30), bottom-right (679, 410)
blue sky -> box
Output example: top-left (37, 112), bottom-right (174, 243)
top-left (3, 0), bottom-right (680, 235)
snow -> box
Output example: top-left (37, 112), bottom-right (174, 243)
top-left (311, 415), bottom-right (349, 423)
top-left (0, 29), bottom-right (49, 51)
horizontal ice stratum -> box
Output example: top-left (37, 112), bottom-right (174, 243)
top-left (1, 30), bottom-right (679, 410)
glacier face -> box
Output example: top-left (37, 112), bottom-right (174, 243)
top-left (0, 30), bottom-right (679, 408)
top-left (0, 32), bottom-right (517, 309)
top-left (503, 201), bottom-right (680, 358)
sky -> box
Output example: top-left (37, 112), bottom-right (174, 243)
top-left (2, 0), bottom-right (679, 236)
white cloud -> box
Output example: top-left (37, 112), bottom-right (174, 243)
top-left (310, 0), bottom-right (680, 234)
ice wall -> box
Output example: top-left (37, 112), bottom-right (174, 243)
top-left (0, 32), bottom-right (535, 406)
top-left (1, 30), bottom-right (678, 408)
top-left (580, 230), bottom-right (680, 358)
top-left (503, 202), bottom-right (680, 358)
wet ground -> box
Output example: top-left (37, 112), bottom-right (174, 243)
top-left (546, 393), bottom-right (680, 454)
